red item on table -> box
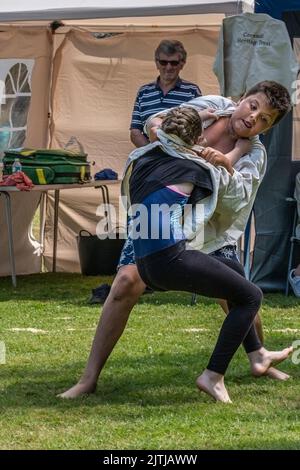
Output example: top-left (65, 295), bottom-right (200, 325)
top-left (0, 171), bottom-right (34, 191)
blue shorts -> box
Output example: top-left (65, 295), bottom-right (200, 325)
top-left (117, 233), bottom-right (136, 269)
top-left (117, 215), bottom-right (136, 269)
top-left (117, 234), bottom-right (239, 269)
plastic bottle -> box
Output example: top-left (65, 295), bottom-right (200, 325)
top-left (12, 158), bottom-right (22, 173)
top-left (63, 136), bottom-right (85, 153)
top-left (0, 151), bottom-right (4, 182)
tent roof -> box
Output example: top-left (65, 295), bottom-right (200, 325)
top-left (0, 1), bottom-right (254, 23)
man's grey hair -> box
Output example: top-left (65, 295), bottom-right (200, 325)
top-left (155, 40), bottom-right (187, 62)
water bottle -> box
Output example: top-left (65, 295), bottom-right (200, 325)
top-left (63, 136), bottom-right (85, 153)
top-left (0, 151), bottom-right (4, 182)
top-left (12, 158), bottom-right (22, 173)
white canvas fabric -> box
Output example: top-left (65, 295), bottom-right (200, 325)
top-left (213, 12), bottom-right (299, 98)
top-left (0, 1), bottom-right (251, 22)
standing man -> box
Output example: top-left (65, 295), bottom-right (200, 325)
top-left (130, 39), bottom-right (201, 148)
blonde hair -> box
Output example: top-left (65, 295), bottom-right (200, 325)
top-left (161, 106), bottom-right (202, 146)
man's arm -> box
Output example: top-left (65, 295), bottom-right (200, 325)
top-left (130, 88), bottom-right (149, 147)
top-left (130, 129), bottom-right (149, 148)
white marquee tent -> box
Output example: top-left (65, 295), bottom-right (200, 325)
top-left (0, 1), bottom-right (254, 22)
top-left (0, 1), bottom-right (254, 277)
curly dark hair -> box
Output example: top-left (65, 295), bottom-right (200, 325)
top-left (244, 80), bottom-right (291, 125)
top-left (161, 106), bottom-right (202, 145)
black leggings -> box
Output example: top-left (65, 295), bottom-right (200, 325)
top-left (210, 253), bottom-right (262, 355)
top-left (136, 241), bottom-right (263, 375)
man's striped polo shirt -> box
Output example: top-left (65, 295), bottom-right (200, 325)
top-left (130, 77), bottom-right (201, 133)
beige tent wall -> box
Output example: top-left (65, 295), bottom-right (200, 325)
top-left (0, 27), bottom-right (52, 276)
top-left (61, 13), bottom-right (225, 29)
top-left (44, 27), bottom-right (220, 272)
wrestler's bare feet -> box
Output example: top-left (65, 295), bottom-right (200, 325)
top-left (248, 346), bottom-right (293, 377)
top-left (196, 369), bottom-right (232, 403)
top-left (57, 381), bottom-right (96, 399)
top-left (262, 367), bottom-right (290, 381)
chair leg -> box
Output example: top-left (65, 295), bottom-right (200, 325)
top-left (285, 241), bottom-right (295, 296)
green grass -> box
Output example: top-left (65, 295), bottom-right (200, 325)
top-left (0, 273), bottom-right (300, 449)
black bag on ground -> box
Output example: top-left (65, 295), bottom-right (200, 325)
top-left (77, 230), bottom-right (125, 275)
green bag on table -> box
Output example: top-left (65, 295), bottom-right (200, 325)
top-left (3, 148), bottom-right (91, 185)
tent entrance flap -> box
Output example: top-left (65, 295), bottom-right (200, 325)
top-left (251, 7), bottom-right (300, 291)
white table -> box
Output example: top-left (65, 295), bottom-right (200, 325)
top-left (0, 179), bottom-right (120, 287)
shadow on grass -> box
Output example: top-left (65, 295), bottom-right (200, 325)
top-left (262, 293), bottom-right (300, 309)
top-left (1, 347), bottom-right (299, 411)
top-left (1, 273), bottom-right (298, 309)
top-left (0, 273), bottom-right (114, 307)
top-left (0, 273), bottom-right (216, 307)
top-left (0, 350), bottom-right (261, 408)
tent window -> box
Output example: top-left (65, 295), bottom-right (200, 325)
top-left (0, 60), bottom-right (33, 152)
top-left (292, 38), bottom-right (300, 161)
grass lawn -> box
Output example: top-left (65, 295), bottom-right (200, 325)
top-left (0, 273), bottom-right (300, 450)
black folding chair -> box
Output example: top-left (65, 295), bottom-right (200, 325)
top-left (285, 197), bottom-right (300, 296)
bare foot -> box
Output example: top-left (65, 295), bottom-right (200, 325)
top-left (261, 367), bottom-right (290, 381)
top-left (57, 381), bottom-right (96, 399)
top-left (248, 346), bottom-right (293, 377)
top-left (196, 369), bottom-right (232, 403)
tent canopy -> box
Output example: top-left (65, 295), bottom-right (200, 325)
top-left (0, 1), bottom-right (254, 22)
top-left (1, 1), bottom-right (238, 277)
